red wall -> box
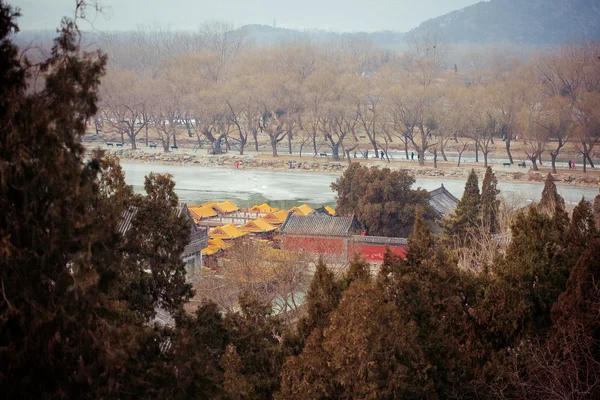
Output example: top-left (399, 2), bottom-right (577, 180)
top-left (284, 235), bottom-right (407, 262)
top-left (348, 243), bottom-right (407, 263)
top-left (283, 236), bottom-right (345, 255)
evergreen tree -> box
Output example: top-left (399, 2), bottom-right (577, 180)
top-left (222, 344), bottom-right (254, 400)
top-left (442, 169), bottom-right (481, 243)
top-left (405, 210), bottom-right (435, 266)
top-left (0, 5), bottom-right (214, 397)
top-left (539, 173), bottom-right (565, 212)
top-left (331, 163), bottom-right (434, 237)
top-left (593, 190), bottom-right (600, 227)
top-left (476, 206), bottom-right (570, 349)
top-left (120, 173), bottom-right (193, 320)
top-left (381, 214), bottom-right (482, 397)
top-left (567, 198), bottom-right (598, 248)
top-left (342, 253), bottom-right (371, 288)
top-left (481, 166), bottom-right (500, 233)
top-left (514, 239), bottom-right (600, 400)
top-left (224, 291), bottom-right (286, 399)
top-left (295, 258), bottom-right (342, 345)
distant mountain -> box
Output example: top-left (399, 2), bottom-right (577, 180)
top-left (409, 0), bottom-right (600, 44)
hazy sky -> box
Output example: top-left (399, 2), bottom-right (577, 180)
top-left (11, 0), bottom-right (484, 32)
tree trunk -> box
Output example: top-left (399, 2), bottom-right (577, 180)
top-left (270, 135), bottom-right (278, 157)
top-left (120, 131), bottom-right (124, 144)
top-left (172, 132), bottom-right (178, 148)
top-left (551, 153), bottom-right (558, 174)
top-left (162, 134), bottom-right (170, 152)
top-left (433, 149), bottom-right (438, 168)
top-left (370, 139), bottom-right (379, 157)
top-left (583, 154), bottom-right (587, 173)
top-left (483, 152), bottom-right (488, 168)
top-left (586, 153), bottom-right (595, 168)
top-left (312, 131), bottom-right (317, 155)
top-left (441, 144), bottom-right (448, 162)
top-left (299, 143), bottom-right (304, 157)
top-left (145, 125), bottom-right (149, 146)
top-left (404, 137), bottom-right (409, 160)
top-left (531, 157), bottom-right (538, 171)
top-left (505, 139), bottom-right (514, 164)
top-left (239, 142), bottom-right (245, 155)
top-left (418, 149), bottom-right (425, 166)
top-left (287, 130), bottom-right (293, 155)
top-left (538, 153), bottom-right (543, 166)
top-left (457, 153), bottom-right (463, 167)
top-left (130, 132), bottom-right (137, 150)
top-left (212, 136), bottom-right (224, 155)
top-left (475, 142), bottom-right (479, 163)
top-left (252, 130), bottom-right (259, 151)
top-left (331, 142), bottom-right (340, 161)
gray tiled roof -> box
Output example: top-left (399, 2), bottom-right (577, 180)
top-left (428, 185), bottom-right (459, 217)
top-left (350, 235), bottom-right (408, 245)
top-left (280, 215), bottom-right (358, 237)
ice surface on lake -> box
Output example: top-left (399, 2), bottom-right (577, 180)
top-left (120, 162), bottom-right (598, 208)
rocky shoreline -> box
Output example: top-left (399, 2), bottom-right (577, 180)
top-left (99, 148), bottom-right (600, 189)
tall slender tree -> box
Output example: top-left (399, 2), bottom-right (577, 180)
top-left (481, 167), bottom-right (500, 233)
top-left (442, 169), bottom-right (481, 243)
top-left (539, 173), bottom-right (565, 213)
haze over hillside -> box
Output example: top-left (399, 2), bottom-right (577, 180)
top-left (13, 0), bottom-right (600, 49)
top-left (410, 0), bottom-right (600, 44)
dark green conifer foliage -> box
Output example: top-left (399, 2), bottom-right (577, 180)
top-left (515, 239), bottom-right (600, 400)
top-left (296, 258), bottom-right (343, 344)
top-left (442, 169), bottom-right (481, 242)
top-left (222, 344), bottom-right (254, 400)
top-left (382, 214), bottom-right (479, 397)
top-left (279, 282), bottom-right (431, 399)
top-left (406, 210), bottom-right (435, 266)
top-left (0, 5), bottom-right (211, 397)
top-left (120, 173), bottom-right (193, 320)
top-left (481, 166), bottom-right (500, 233)
top-left (567, 198), bottom-right (598, 249)
top-left (331, 163), bottom-right (434, 237)
top-left (477, 207), bottom-right (569, 348)
top-left (170, 301), bottom-right (229, 398)
top-left (539, 173), bottom-right (565, 212)
top-left (593, 190), bottom-right (600, 227)
top-left (342, 253), bottom-right (371, 288)
top-left (224, 291), bottom-right (285, 399)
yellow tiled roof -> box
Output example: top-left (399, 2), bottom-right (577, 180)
top-left (248, 203), bottom-right (279, 213)
top-left (202, 242), bottom-right (221, 256)
top-left (239, 219), bottom-right (277, 233)
top-left (189, 205), bottom-right (217, 219)
top-left (325, 206), bottom-right (336, 216)
top-left (214, 200), bottom-right (240, 214)
top-left (289, 204), bottom-right (313, 216)
top-left (210, 237), bottom-right (232, 250)
top-left (263, 210), bottom-right (289, 225)
top-left (209, 223), bottom-right (247, 239)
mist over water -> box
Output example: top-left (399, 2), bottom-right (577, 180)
top-left (120, 162), bottom-right (598, 209)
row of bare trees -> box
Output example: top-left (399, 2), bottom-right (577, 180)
top-left (96, 25), bottom-right (600, 170)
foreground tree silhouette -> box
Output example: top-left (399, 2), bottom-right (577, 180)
top-left (0, 4), bottom-right (215, 398)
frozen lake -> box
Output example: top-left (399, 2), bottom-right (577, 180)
top-left (120, 162), bottom-right (598, 209)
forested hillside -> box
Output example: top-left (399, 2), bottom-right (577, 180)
top-left (410, 0), bottom-right (600, 44)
